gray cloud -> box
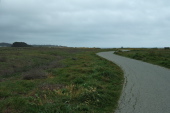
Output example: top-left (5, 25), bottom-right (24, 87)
top-left (0, 0), bottom-right (170, 47)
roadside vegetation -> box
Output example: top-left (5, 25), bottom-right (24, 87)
top-left (115, 48), bottom-right (170, 69)
top-left (0, 47), bottom-right (124, 113)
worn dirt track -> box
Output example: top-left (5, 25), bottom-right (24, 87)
top-left (97, 51), bottom-right (170, 113)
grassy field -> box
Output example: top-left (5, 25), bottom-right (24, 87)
top-left (0, 47), bottom-right (124, 113)
top-left (115, 48), bottom-right (170, 69)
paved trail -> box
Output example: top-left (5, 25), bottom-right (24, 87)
top-left (97, 51), bottom-right (170, 113)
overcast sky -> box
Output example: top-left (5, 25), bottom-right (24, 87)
top-left (0, 0), bottom-right (170, 47)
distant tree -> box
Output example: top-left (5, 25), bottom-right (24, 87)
top-left (11, 42), bottom-right (32, 47)
top-left (164, 47), bottom-right (170, 50)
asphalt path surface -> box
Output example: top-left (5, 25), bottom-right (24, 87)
top-left (97, 51), bottom-right (170, 113)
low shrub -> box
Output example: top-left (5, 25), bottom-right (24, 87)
top-left (0, 68), bottom-right (14, 77)
top-left (73, 77), bottom-right (84, 84)
top-left (22, 69), bottom-right (48, 80)
top-left (0, 56), bottom-right (7, 62)
top-left (38, 83), bottom-right (65, 91)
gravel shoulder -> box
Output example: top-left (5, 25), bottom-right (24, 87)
top-left (97, 51), bottom-right (170, 113)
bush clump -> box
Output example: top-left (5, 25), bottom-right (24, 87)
top-left (22, 69), bottom-right (48, 80)
top-left (0, 56), bottom-right (7, 62)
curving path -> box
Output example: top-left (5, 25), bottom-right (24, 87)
top-left (97, 51), bottom-right (170, 113)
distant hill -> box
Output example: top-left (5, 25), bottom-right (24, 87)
top-left (0, 43), bottom-right (12, 47)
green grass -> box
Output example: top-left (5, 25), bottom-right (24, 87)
top-left (0, 47), bottom-right (124, 113)
top-left (115, 48), bottom-right (170, 69)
